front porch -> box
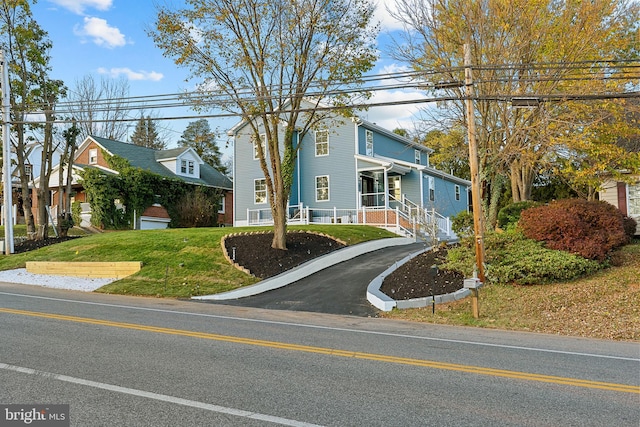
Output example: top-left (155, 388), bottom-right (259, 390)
top-left (246, 201), bottom-right (453, 240)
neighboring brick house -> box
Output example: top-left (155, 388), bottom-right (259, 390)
top-left (42, 135), bottom-right (233, 228)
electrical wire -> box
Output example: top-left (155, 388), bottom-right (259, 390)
top-left (3, 59), bottom-right (638, 125)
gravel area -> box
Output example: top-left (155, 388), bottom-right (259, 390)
top-left (0, 269), bottom-right (116, 292)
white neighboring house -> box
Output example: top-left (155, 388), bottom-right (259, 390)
top-left (4, 139), bottom-right (63, 225)
top-left (600, 173), bottom-right (640, 235)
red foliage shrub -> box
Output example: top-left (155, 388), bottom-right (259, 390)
top-left (519, 199), bottom-right (628, 261)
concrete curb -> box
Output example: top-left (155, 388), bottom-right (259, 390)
top-left (193, 237), bottom-right (416, 301)
top-left (366, 244), bottom-right (470, 312)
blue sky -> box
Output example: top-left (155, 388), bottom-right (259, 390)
top-left (31, 0), bottom-right (423, 153)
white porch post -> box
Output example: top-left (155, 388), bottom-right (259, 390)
top-left (383, 168), bottom-right (389, 209)
top-left (420, 171), bottom-right (424, 208)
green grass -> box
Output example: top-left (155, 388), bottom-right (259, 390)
top-left (0, 225), bottom-right (397, 298)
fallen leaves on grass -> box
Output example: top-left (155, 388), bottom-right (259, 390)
top-left (382, 243), bottom-right (640, 341)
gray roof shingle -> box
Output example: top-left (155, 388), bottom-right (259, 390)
top-left (89, 136), bottom-right (232, 190)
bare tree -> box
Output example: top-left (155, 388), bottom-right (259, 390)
top-left (67, 74), bottom-right (131, 141)
top-left (151, 0), bottom-right (378, 249)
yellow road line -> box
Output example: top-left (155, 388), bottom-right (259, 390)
top-left (2, 307), bottom-right (638, 394)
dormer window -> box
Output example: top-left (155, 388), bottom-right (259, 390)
top-left (181, 159), bottom-right (195, 175)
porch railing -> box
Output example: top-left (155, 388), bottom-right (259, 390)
top-left (246, 200), bottom-right (452, 239)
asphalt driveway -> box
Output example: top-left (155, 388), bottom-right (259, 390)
top-left (203, 242), bottom-right (427, 316)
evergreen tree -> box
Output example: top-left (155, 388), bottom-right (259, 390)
top-left (130, 116), bottom-right (166, 149)
top-left (179, 119), bottom-right (227, 174)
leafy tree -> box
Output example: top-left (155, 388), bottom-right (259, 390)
top-left (150, 0), bottom-right (378, 249)
top-left (390, 0), bottom-right (638, 228)
top-left (0, 0), bottom-right (66, 240)
top-left (130, 115), bottom-right (166, 150)
top-left (422, 127), bottom-right (470, 180)
top-left (178, 119), bottom-right (225, 174)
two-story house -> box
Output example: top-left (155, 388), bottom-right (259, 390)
top-left (43, 135), bottom-right (233, 229)
top-left (230, 109), bottom-right (470, 238)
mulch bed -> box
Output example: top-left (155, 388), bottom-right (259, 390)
top-left (13, 236), bottom-right (80, 254)
top-left (379, 245), bottom-right (464, 300)
top-left (226, 232), bottom-right (464, 300)
top-left (224, 232), bottom-right (346, 279)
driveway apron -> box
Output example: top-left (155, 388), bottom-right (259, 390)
top-left (205, 242), bottom-right (427, 316)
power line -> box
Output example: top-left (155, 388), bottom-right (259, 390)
top-left (5, 59), bottom-right (639, 125)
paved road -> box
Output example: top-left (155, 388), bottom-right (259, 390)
top-left (1, 284), bottom-right (638, 426)
top-left (206, 242), bottom-right (429, 316)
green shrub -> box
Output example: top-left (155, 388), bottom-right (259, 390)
top-left (440, 229), bottom-right (603, 285)
top-left (623, 216), bottom-right (637, 239)
top-left (497, 201), bottom-right (541, 229)
top-left (71, 201), bottom-right (82, 227)
top-left (451, 210), bottom-right (474, 238)
top-left (519, 199), bottom-right (628, 261)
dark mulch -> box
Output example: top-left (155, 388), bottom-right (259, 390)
top-left (379, 246), bottom-right (464, 300)
top-left (224, 232), bottom-right (346, 279)
top-left (226, 232), bottom-right (464, 300)
top-left (13, 236), bottom-right (81, 254)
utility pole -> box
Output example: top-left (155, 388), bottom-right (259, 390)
top-left (464, 43), bottom-right (485, 318)
top-left (0, 51), bottom-right (14, 254)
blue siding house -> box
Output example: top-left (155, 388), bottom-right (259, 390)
top-left (230, 108), bottom-right (470, 238)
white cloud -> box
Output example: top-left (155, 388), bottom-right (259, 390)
top-left (97, 67), bottom-right (164, 82)
top-left (358, 63), bottom-right (425, 130)
top-left (374, 0), bottom-right (405, 32)
top-left (47, 0), bottom-right (112, 15)
top-left (74, 16), bottom-right (126, 48)
top-left (362, 88), bottom-right (424, 131)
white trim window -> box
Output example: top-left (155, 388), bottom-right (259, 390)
top-left (415, 149), bottom-right (421, 164)
top-left (254, 179), bottom-right (267, 204)
top-left (455, 184), bottom-right (461, 201)
top-left (429, 176), bottom-right (435, 202)
top-left (24, 164), bottom-right (33, 181)
top-left (218, 195), bottom-right (225, 214)
top-left (315, 130), bottom-right (329, 156)
top-left (253, 134), bottom-right (266, 160)
top-left (365, 130), bottom-right (373, 156)
top-left (180, 160), bottom-right (195, 175)
top-left (89, 148), bottom-right (98, 165)
top-left (315, 175), bottom-right (329, 201)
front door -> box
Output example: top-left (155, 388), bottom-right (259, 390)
top-left (361, 176), bottom-right (375, 206)
top-left (388, 176), bottom-right (401, 203)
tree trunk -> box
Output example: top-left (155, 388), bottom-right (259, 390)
top-left (14, 127), bottom-right (36, 239)
top-left (510, 160), bottom-right (535, 202)
top-left (270, 176), bottom-right (288, 250)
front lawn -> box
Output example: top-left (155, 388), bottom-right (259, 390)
top-left (0, 225), bottom-right (397, 298)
